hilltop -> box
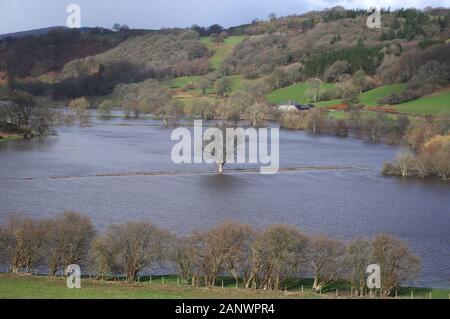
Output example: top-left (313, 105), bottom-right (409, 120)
top-left (1, 7), bottom-right (449, 116)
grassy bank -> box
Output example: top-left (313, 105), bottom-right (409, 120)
top-left (0, 134), bottom-right (23, 143)
top-left (1, 274), bottom-right (448, 299)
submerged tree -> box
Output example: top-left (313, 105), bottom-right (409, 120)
top-left (98, 100), bottom-right (114, 119)
top-left (69, 97), bottom-right (90, 125)
top-left (203, 123), bottom-right (242, 174)
top-left (157, 99), bottom-right (184, 127)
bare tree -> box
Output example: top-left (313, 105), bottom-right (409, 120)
top-left (215, 221), bottom-right (256, 288)
top-left (395, 150), bottom-right (414, 177)
top-left (371, 234), bottom-right (421, 296)
top-left (308, 235), bottom-right (346, 292)
top-left (168, 235), bottom-right (196, 284)
top-left (197, 76), bottom-right (213, 95)
top-left (90, 234), bottom-right (118, 280)
top-left (1, 91), bottom-right (36, 127)
top-left (216, 100), bottom-right (240, 124)
top-left (285, 63), bottom-right (303, 85)
top-left (324, 61), bottom-right (351, 83)
top-left (192, 98), bottom-right (216, 120)
top-left (412, 152), bottom-right (432, 178)
top-left (306, 78), bottom-right (321, 103)
top-left (247, 80), bottom-right (272, 102)
top-left (0, 216), bottom-right (48, 273)
top-left (215, 76), bottom-right (233, 98)
top-left (203, 123), bottom-right (241, 174)
top-left (98, 100), bottom-right (114, 119)
top-left (215, 90), bottom-right (254, 125)
top-left (433, 144), bottom-right (450, 180)
top-left (217, 31), bottom-right (229, 46)
top-left (245, 102), bottom-right (271, 128)
top-left (345, 239), bottom-right (372, 296)
top-left (352, 69), bottom-right (368, 94)
top-left (157, 99), bottom-right (184, 127)
top-left (361, 112), bottom-right (389, 143)
top-left (189, 230), bottom-right (225, 287)
top-left (122, 92), bottom-right (142, 118)
top-left (45, 212), bottom-right (95, 276)
top-left (69, 97), bottom-right (90, 125)
top-left (121, 80), bottom-right (172, 118)
top-left (101, 221), bottom-right (169, 281)
top-left (250, 225), bottom-right (308, 290)
top-left (305, 108), bottom-right (327, 134)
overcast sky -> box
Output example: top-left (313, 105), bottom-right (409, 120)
top-left (1, 0), bottom-right (449, 35)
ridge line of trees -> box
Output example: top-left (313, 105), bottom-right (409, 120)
top-left (0, 213), bottom-right (420, 297)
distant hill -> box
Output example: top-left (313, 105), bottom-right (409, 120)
top-left (0, 26), bottom-right (112, 40)
top-left (0, 26), bottom-right (68, 40)
top-left (0, 27), bottom-right (151, 78)
top-left (1, 6), bottom-right (449, 115)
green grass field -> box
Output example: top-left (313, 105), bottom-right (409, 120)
top-left (266, 82), bottom-right (336, 105)
top-left (201, 36), bottom-right (245, 70)
top-left (394, 89), bottom-right (450, 115)
top-left (0, 274), bottom-right (319, 299)
top-left (1, 274), bottom-right (448, 299)
top-left (169, 76), bottom-right (202, 89)
top-left (360, 84), bottom-right (406, 107)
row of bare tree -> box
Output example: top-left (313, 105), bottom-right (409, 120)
top-left (0, 213), bottom-right (420, 297)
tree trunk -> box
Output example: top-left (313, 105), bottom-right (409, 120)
top-left (217, 162), bottom-right (224, 174)
top-left (312, 276), bottom-right (324, 292)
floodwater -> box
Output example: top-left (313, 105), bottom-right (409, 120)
top-left (0, 115), bottom-right (449, 288)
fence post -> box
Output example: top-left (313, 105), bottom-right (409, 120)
top-left (411, 291), bottom-right (414, 299)
top-left (222, 280), bottom-right (224, 289)
top-left (395, 290), bottom-right (398, 298)
top-left (301, 285), bottom-right (304, 294)
top-left (429, 292), bottom-right (432, 299)
top-left (138, 276), bottom-right (140, 284)
top-left (150, 276), bottom-right (152, 284)
top-left (336, 289), bottom-right (338, 297)
top-left (162, 276), bottom-right (164, 285)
